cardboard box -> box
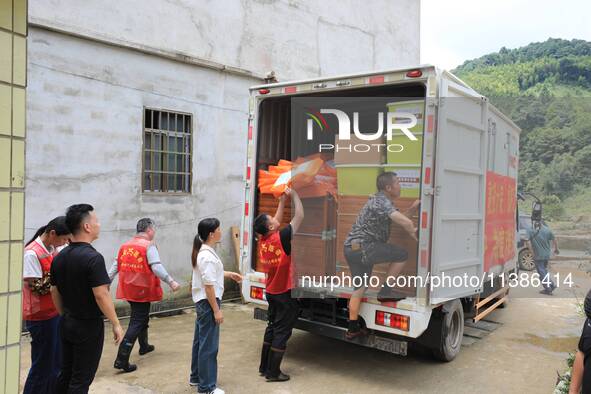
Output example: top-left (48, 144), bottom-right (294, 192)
top-left (255, 194), bottom-right (337, 275)
top-left (335, 195), bottom-right (419, 295)
top-left (333, 133), bottom-right (386, 165)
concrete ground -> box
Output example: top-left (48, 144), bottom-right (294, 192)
top-left (20, 260), bottom-right (590, 394)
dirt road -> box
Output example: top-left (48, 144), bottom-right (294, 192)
top-left (19, 294), bottom-right (584, 394)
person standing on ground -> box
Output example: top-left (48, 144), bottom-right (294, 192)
top-left (108, 218), bottom-right (181, 373)
top-left (343, 172), bottom-right (419, 339)
top-left (22, 216), bottom-right (71, 394)
top-left (189, 218), bottom-right (242, 394)
top-left (50, 204), bottom-right (124, 394)
top-left (569, 289), bottom-right (591, 393)
top-left (253, 188), bottom-right (304, 382)
top-left (525, 221), bottom-right (559, 295)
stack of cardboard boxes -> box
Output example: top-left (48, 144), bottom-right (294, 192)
top-left (254, 193), bottom-right (337, 280)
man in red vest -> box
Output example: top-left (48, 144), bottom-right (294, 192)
top-left (109, 218), bottom-right (180, 372)
top-left (253, 188), bottom-right (304, 382)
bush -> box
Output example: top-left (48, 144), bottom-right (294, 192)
top-left (542, 195), bottom-right (565, 220)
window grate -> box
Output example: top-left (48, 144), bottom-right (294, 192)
top-left (143, 108), bottom-right (192, 193)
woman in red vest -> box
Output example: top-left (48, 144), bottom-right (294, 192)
top-left (253, 188), bottom-right (304, 382)
top-left (22, 216), bottom-right (71, 394)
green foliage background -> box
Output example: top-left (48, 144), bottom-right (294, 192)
top-left (453, 39), bottom-right (591, 222)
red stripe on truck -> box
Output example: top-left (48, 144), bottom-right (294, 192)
top-left (424, 167), bottom-right (431, 184)
top-left (427, 114), bottom-right (434, 133)
top-left (248, 125), bottom-right (253, 140)
top-left (420, 249), bottom-right (429, 268)
top-left (244, 202), bottom-right (249, 216)
top-left (421, 212), bottom-right (428, 229)
top-left (284, 86), bottom-right (297, 93)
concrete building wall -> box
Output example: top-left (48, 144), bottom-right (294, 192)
top-left (24, 0), bottom-right (421, 302)
top-left (26, 28), bottom-right (256, 293)
top-left (0, 0), bottom-right (26, 392)
top-left (29, 0), bottom-right (421, 79)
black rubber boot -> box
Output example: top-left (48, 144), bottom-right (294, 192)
top-left (259, 342), bottom-right (271, 376)
top-left (114, 340), bottom-right (138, 373)
top-left (265, 348), bottom-right (290, 382)
top-left (138, 327), bottom-right (155, 355)
top-left (345, 319), bottom-right (368, 340)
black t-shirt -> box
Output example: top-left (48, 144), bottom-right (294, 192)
top-left (578, 319), bottom-right (591, 393)
top-left (280, 224), bottom-right (292, 256)
top-left (50, 242), bottom-right (111, 319)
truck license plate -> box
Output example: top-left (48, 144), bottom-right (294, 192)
top-left (374, 337), bottom-right (407, 356)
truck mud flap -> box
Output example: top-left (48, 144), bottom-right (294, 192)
top-left (254, 308), bottom-right (407, 356)
top-left (254, 307), bottom-right (268, 321)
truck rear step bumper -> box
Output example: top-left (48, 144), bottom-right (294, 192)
top-left (254, 307), bottom-right (408, 356)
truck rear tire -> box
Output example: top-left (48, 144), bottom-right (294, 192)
top-left (431, 299), bottom-right (464, 362)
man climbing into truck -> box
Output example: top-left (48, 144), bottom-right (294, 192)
top-left (343, 172), bottom-right (419, 339)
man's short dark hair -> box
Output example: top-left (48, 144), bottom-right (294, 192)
top-left (377, 171), bottom-right (397, 191)
top-left (253, 214), bottom-right (270, 236)
top-left (65, 204), bottom-right (94, 234)
top-left (136, 218), bottom-right (155, 233)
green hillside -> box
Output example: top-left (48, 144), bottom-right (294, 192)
top-left (452, 38), bottom-right (591, 224)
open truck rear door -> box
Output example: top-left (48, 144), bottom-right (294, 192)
top-left (430, 73), bottom-right (488, 304)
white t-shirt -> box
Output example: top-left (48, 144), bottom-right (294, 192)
top-left (192, 244), bottom-right (224, 303)
top-left (23, 237), bottom-right (54, 279)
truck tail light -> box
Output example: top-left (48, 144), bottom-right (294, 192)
top-left (369, 75), bottom-right (385, 84)
top-left (250, 286), bottom-right (265, 300)
top-left (375, 310), bottom-right (409, 331)
top-left (406, 70), bottom-right (423, 78)
top-left (259, 89), bottom-right (270, 94)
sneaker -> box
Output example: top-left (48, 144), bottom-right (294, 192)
top-left (208, 388), bottom-right (225, 394)
top-left (377, 288), bottom-right (406, 303)
top-left (189, 380), bottom-right (199, 387)
top-left (539, 289), bottom-right (553, 296)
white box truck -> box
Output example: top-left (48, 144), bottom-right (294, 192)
top-left (240, 65), bottom-right (521, 361)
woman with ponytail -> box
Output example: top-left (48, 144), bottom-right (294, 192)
top-left (189, 218), bottom-right (242, 394)
top-left (22, 216), bottom-right (71, 394)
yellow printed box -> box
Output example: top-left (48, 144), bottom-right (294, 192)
top-left (336, 166), bottom-right (383, 196)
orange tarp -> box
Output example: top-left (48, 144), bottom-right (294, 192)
top-left (258, 154), bottom-right (337, 198)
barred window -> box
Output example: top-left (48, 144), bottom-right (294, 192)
top-left (143, 109), bottom-right (192, 193)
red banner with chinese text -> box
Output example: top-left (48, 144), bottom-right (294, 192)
top-left (484, 171), bottom-right (517, 272)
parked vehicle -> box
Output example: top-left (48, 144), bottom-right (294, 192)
top-left (240, 65), bottom-right (521, 361)
top-left (517, 214), bottom-right (535, 271)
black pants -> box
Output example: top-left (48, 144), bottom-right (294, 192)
top-left (55, 316), bottom-right (104, 394)
top-left (264, 291), bottom-right (300, 350)
top-left (344, 243), bottom-right (408, 289)
top-left (121, 301), bottom-right (151, 350)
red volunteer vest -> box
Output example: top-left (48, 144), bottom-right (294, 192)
top-left (22, 241), bottom-right (59, 321)
top-left (116, 236), bottom-right (163, 302)
top-left (260, 231), bottom-right (293, 294)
